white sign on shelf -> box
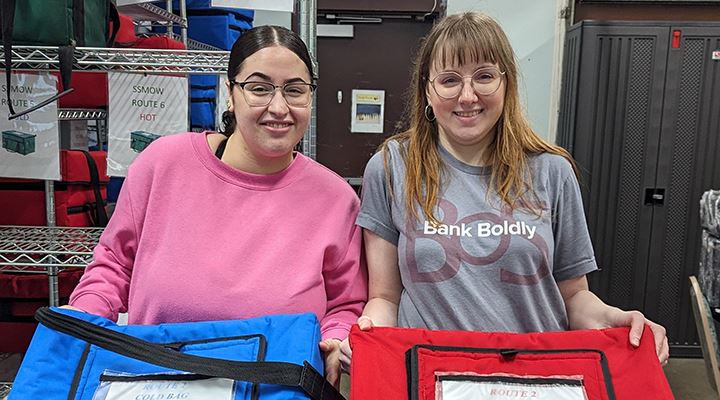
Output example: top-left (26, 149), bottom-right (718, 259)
top-left (212, 0), bottom-right (293, 12)
top-left (0, 71), bottom-right (60, 180)
top-left (351, 89), bottom-right (385, 134)
top-left (107, 72), bottom-right (188, 177)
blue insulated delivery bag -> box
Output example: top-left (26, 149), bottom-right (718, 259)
top-left (190, 74), bottom-right (218, 130)
top-left (9, 307), bottom-right (344, 400)
top-left (191, 99), bottom-right (217, 131)
top-left (187, 12), bottom-right (252, 50)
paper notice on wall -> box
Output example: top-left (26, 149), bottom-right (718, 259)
top-left (107, 72), bottom-right (188, 177)
top-left (0, 71), bottom-right (60, 180)
top-left (351, 89), bottom-right (385, 134)
top-left (212, 0), bottom-right (293, 12)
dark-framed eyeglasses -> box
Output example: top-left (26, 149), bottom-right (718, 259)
top-left (428, 67), bottom-right (506, 99)
top-left (229, 80), bottom-right (317, 107)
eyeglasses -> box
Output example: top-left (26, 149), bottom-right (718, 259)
top-left (428, 67), bottom-right (506, 99)
top-left (229, 80), bottom-right (317, 107)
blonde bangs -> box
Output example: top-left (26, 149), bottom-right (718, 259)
top-left (431, 15), bottom-right (506, 71)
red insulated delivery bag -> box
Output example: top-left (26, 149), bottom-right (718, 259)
top-left (350, 325), bottom-right (673, 400)
top-left (0, 150), bottom-right (109, 227)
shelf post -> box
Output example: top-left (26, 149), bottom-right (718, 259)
top-left (45, 180), bottom-right (60, 307)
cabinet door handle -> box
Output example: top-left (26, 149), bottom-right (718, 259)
top-left (644, 188), bottom-right (666, 206)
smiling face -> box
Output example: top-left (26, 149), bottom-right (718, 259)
top-left (426, 60), bottom-right (505, 164)
top-left (227, 45), bottom-right (312, 166)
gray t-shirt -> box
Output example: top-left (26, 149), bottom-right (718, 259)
top-left (357, 140), bottom-right (597, 333)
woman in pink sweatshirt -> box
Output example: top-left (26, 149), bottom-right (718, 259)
top-left (67, 25), bottom-right (367, 386)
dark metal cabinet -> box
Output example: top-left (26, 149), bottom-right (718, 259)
top-left (558, 21), bottom-right (720, 355)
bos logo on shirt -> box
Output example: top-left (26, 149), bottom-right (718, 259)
top-left (404, 198), bottom-right (550, 285)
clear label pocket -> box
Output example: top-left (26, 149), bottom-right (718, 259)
top-left (93, 372), bottom-right (235, 400)
top-left (438, 374), bottom-right (588, 400)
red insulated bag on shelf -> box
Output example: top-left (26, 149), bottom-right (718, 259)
top-left (0, 269), bottom-right (84, 353)
top-left (0, 150), bottom-right (109, 227)
top-left (52, 71), bottom-right (109, 109)
top-left (111, 13), bottom-right (138, 47)
top-left (350, 326), bottom-right (673, 400)
top-left (132, 35), bottom-right (186, 49)
top-left (0, 150), bottom-right (106, 352)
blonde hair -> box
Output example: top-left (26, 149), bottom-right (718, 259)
top-left (381, 12), bottom-right (576, 224)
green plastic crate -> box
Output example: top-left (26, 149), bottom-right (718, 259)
top-left (130, 131), bottom-right (161, 153)
top-left (2, 130), bottom-right (36, 156)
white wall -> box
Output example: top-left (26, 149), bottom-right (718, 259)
top-left (253, 10), bottom-right (292, 29)
top-left (447, 0), bottom-right (567, 141)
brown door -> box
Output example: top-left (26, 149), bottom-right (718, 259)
top-left (316, 9), bottom-right (437, 180)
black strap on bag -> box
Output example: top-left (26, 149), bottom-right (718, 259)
top-left (79, 150), bottom-right (109, 227)
top-left (36, 307), bottom-right (346, 400)
top-left (108, 3), bottom-right (121, 46)
top-left (0, 0), bottom-right (74, 119)
top-left (102, 1), bottom-right (122, 49)
top-left (0, 0), bottom-right (120, 120)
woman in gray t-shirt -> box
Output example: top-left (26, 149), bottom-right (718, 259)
top-left (339, 11), bottom-right (668, 371)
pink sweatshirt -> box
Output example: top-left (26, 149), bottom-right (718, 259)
top-left (70, 132), bottom-right (367, 340)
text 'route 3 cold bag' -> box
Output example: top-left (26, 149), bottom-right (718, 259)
top-left (9, 307), bottom-right (345, 400)
top-left (350, 325), bottom-right (673, 400)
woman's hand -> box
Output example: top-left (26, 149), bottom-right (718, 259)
top-left (607, 309), bottom-right (669, 366)
top-left (338, 316), bottom-right (374, 373)
top-left (319, 338), bottom-right (342, 388)
top-left (560, 276), bottom-right (669, 366)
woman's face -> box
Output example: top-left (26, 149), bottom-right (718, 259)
top-left (228, 46), bottom-right (312, 162)
top-left (426, 59), bottom-right (505, 158)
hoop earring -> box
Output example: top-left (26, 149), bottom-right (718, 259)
top-left (424, 104), bottom-right (436, 122)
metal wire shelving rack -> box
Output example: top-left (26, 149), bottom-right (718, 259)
top-left (0, 226), bottom-right (102, 305)
top-left (58, 108), bottom-right (108, 121)
top-left (0, 227), bottom-right (101, 394)
top-left (0, 43), bottom-right (229, 304)
top-left (6, 45), bottom-right (228, 74)
top-left (0, 4), bottom-right (229, 394)
top-left (0, 33), bottom-right (229, 302)
top-left (118, 2), bottom-right (187, 27)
